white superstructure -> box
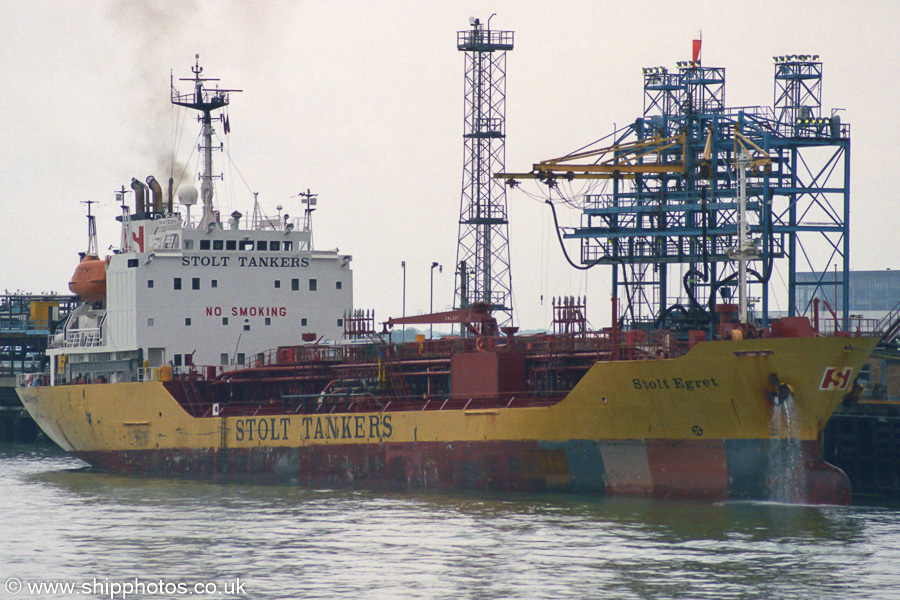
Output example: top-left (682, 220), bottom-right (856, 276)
top-left (47, 57), bottom-right (352, 384)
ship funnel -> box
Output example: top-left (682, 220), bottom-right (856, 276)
top-left (146, 176), bottom-right (164, 213)
top-left (130, 178), bottom-right (147, 214)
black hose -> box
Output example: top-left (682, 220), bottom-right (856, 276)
top-left (654, 303), bottom-right (690, 329)
top-left (545, 200), bottom-right (594, 271)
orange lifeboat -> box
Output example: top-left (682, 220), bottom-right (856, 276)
top-left (68, 255), bottom-right (107, 301)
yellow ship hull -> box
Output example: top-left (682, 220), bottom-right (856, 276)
top-left (18, 335), bottom-right (875, 503)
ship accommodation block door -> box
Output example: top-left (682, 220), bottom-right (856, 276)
top-left (147, 347), bottom-right (166, 367)
top-left (106, 257), bottom-right (139, 350)
top-left (450, 351), bottom-right (526, 398)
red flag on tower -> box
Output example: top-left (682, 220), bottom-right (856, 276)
top-left (692, 38), bottom-right (702, 66)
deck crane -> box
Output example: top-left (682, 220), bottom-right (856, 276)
top-left (385, 303), bottom-right (499, 338)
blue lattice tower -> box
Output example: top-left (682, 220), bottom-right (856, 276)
top-left (769, 55), bottom-right (849, 321)
top-left (541, 52), bottom-right (849, 331)
top-left (678, 64), bottom-right (725, 115)
top-left (500, 43), bottom-right (851, 332)
top-left (773, 55), bottom-right (823, 128)
top-left (454, 18), bottom-right (514, 327)
top-left (643, 66), bottom-right (682, 123)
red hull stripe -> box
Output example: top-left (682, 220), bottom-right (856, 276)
top-left (75, 438), bottom-right (851, 504)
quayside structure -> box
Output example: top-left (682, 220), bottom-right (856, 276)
top-left (503, 44), bottom-right (852, 335)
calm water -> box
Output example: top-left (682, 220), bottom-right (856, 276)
top-left (1, 444), bottom-right (898, 600)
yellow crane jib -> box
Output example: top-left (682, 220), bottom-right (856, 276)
top-left (733, 125), bottom-right (773, 173)
top-left (496, 133), bottom-right (686, 185)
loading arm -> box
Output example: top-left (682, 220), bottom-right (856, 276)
top-left (497, 133), bottom-right (686, 185)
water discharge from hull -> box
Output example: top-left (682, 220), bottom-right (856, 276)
top-left (767, 397), bottom-right (805, 503)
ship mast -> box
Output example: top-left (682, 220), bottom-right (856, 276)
top-left (171, 55), bottom-right (241, 230)
top-left (80, 200), bottom-right (99, 258)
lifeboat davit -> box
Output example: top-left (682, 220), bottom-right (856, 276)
top-left (68, 254), bottom-right (107, 301)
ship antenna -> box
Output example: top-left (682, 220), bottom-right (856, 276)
top-left (171, 54), bottom-right (242, 231)
top-left (115, 185), bottom-right (132, 253)
top-left (299, 188), bottom-right (317, 250)
top-left (80, 199), bottom-right (99, 258)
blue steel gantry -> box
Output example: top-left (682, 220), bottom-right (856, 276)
top-left (505, 50), bottom-right (851, 333)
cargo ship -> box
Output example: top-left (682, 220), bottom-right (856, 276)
top-left (17, 57), bottom-right (877, 504)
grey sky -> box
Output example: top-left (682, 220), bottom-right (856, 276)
top-left (1, 1), bottom-right (897, 329)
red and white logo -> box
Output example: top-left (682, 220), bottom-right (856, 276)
top-left (819, 367), bottom-right (853, 391)
top-left (131, 225), bottom-right (145, 253)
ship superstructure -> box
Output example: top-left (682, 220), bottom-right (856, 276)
top-left (50, 57), bottom-right (352, 385)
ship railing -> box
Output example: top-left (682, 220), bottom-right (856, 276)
top-left (139, 365), bottom-right (222, 383)
top-left (57, 327), bottom-right (103, 348)
top-left (218, 344), bottom-right (346, 374)
top-left (257, 328), bottom-right (690, 368)
top-left (816, 316), bottom-right (881, 337)
top-left (218, 327), bottom-right (690, 377)
top-left (16, 372), bottom-right (51, 387)
top-left (138, 367), bottom-right (159, 382)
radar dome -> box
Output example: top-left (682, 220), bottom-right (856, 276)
top-left (177, 185), bottom-right (199, 206)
